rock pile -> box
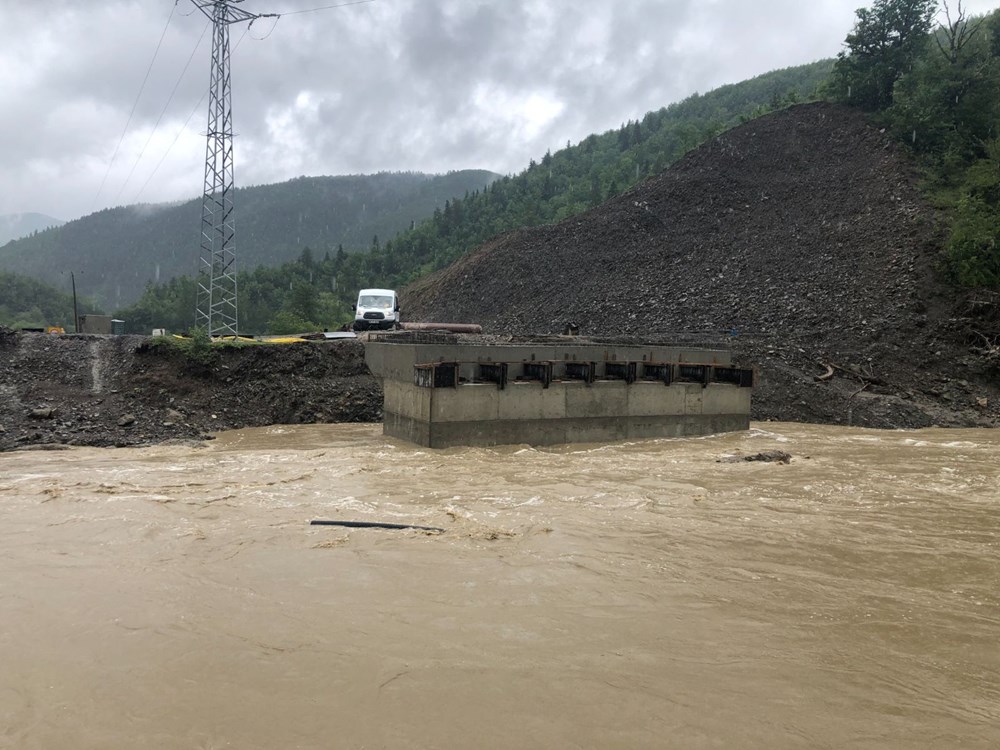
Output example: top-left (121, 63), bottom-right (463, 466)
top-left (403, 103), bottom-right (999, 428)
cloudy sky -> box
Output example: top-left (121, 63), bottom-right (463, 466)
top-left (3, 0), bottom-right (998, 222)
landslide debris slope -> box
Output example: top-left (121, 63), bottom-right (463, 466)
top-left (0, 331), bottom-right (381, 451)
top-left (404, 102), bottom-right (999, 428)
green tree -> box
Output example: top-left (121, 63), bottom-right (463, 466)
top-left (945, 140), bottom-right (1000, 287)
top-left (889, 5), bottom-right (1000, 159)
top-left (286, 279), bottom-right (319, 324)
top-left (267, 310), bottom-right (316, 335)
top-left (0, 271), bottom-right (100, 329)
top-left (988, 7), bottom-right (1000, 56)
top-left (832, 0), bottom-right (938, 110)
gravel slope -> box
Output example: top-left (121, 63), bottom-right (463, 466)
top-left (403, 103), bottom-right (999, 428)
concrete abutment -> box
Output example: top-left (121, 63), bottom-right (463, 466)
top-left (366, 334), bottom-right (753, 448)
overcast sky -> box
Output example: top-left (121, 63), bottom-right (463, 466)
top-left (2, 0), bottom-right (998, 222)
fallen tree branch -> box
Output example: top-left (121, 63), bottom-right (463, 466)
top-left (823, 361), bottom-right (885, 386)
top-left (814, 363), bottom-right (835, 382)
top-left (849, 381), bottom-right (870, 399)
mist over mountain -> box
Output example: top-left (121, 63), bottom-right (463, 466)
top-left (0, 171), bottom-right (498, 309)
top-left (0, 213), bottom-right (64, 246)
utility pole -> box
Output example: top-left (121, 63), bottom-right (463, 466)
top-left (71, 272), bottom-right (79, 333)
top-left (190, 1), bottom-right (274, 337)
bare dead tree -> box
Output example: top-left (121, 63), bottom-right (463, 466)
top-left (935, 0), bottom-right (985, 64)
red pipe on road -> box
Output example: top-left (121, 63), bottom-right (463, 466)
top-left (400, 322), bottom-right (483, 334)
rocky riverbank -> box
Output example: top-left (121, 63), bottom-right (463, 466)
top-left (0, 330), bottom-right (381, 451)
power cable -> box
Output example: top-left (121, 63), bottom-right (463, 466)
top-left (273, 0), bottom-right (375, 16)
top-left (114, 19), bottom-right (211, 205)
top-left (244, 0), bottom-right (375, 38)
top-left (131, 90), bottom-right (207, 204)
top-left (90, 0), bottom-right (178, 213)
top-left (248, 15), bottom-right (280, 40)
top-left (132, 26), bottom-right (252, 204)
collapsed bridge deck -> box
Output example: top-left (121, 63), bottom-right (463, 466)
top-left (364, 333), bottom-right (754, 448)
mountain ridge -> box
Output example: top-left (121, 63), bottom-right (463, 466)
top-left (0, 212), bottom-right (64, 245)
top-left (0, 170), bottom-right (499, 309)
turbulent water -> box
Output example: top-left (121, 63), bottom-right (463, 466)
top-left (1, 423), bottom-right (997, 749)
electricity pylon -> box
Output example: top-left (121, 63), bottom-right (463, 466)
top-left (191, 1), bottom-right (272, 336)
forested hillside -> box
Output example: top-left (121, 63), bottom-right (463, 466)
top-left (117, 60), bottom-right (833, 334)
top-left (24, 1), bottom-right (1000, 339)
top-left (0, 272), bottom-right (99, 329)
top-left (0, 170), bottom-right (497, 310)
top-left (829, 0), bottom-right (1000, 291)
top-left (351, 61), bottom-right (833, 284)
top-left (392, 0), bottom-right (1000, 428)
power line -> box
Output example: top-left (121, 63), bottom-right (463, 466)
top-left (244, 0), bottom-right (377, 39)
top-left (247, 15), bottom-right (280, 40)
top-left (131, 91), bottom-right (207, 205)
top-left (90, 0), bottom-right (178, 213)
top-left (115, 23), bottom-right (211, 203)
top-left (274, 0), bottom-right (375, 16)
top-left (113, 20), bottom-right (211, 205)
top-left (132, 27), bottom-right (252, 205)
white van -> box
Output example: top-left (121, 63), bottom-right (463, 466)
top-left (352, 288), bottom-right (400, 331)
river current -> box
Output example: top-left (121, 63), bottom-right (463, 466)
top-left (1, 423), bottom-right (997, 749)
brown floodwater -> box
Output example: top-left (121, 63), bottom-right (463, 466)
top-left (0, 423), bottom-right (997, 749)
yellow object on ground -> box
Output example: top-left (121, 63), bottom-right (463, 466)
top-left (258, 336), bottom-right (307, 344)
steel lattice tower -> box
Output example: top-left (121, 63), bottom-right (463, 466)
top-left (191, 0), bottom-right (266, 337)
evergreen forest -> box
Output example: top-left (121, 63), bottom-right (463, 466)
top-left (0, 170), bottom-right (497, 312)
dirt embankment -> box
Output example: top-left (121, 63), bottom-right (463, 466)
top-left (0, 331), bottom-right (381, 451)
top-left (404, 102), bottom-right (1000, 429)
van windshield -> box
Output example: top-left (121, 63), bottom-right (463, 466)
top-left (359, 295), bottom-right (393, 309)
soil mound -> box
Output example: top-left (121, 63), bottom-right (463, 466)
top-left (0, 331), bottom-right (381, 451)
top-left (404, 103), bottom-right (999, 428)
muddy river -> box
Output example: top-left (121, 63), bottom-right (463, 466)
top-left (1, 423), bottom-right (998, 749)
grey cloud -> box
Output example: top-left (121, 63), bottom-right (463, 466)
top-left (4, 0), bottom-right (997, 221)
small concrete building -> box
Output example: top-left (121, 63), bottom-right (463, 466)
top-left (78, 315), bottom-right (113, 335)
top-left (365, 333), bottom-right (753, 448)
